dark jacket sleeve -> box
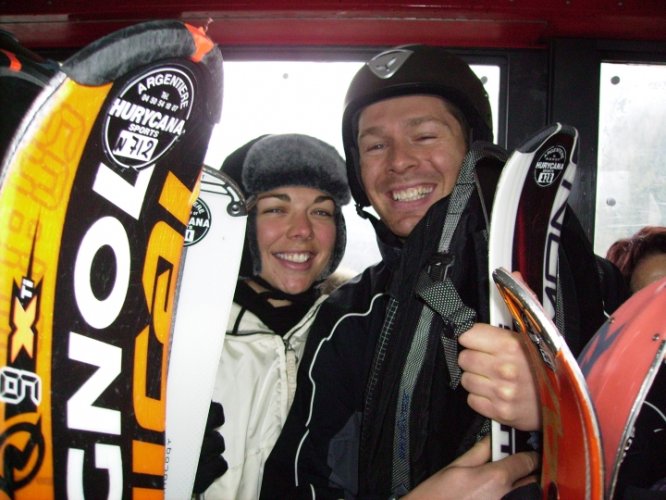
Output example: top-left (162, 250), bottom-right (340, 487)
top-left (260, 300), bottom-right (348, 499)
top-left (594, 255), bottom-right (631, 313)
top-left (261, 269), bottom-right (386, 499)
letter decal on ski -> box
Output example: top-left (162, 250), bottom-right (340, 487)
top-left (0, 21), bottom-right (223, 498)
top-left (487, 123), bottom-right (579, 460)
top-left (104, 67), bottom-right (193, 170)
top-left (492, 268), bottom-right (603, 499)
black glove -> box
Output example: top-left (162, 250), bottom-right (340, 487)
top-left (193, 401), bottom-right (229, 494)
top-left (502, 482), bottom-right (541, 500)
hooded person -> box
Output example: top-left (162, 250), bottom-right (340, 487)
top-left (223, 133), bottom-right (350, 301)
top-left (194, 133), bottom-right (351, 499)
top-left (261, 45), bottom-right (621, 499)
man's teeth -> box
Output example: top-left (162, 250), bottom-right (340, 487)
top-left (276, 252), bottom-right (311, 263)
top-left (392, 186), bottom-right (433, 202)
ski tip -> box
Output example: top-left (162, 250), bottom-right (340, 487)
top-left (61, 20), bottom-right (223, 90)
top-left (517, 122), bottom-right (578, 154)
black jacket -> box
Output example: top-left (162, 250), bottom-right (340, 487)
top-left (261, 184), bottom-right (626, 499)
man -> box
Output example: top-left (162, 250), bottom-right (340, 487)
top-left (261, 45), bottom-right (611, 499)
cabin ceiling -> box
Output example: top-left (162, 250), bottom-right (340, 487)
top-left (2, 1), bottom-right (666, 51)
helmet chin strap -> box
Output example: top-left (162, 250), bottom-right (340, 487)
top-left (356, 203), bottom-right (390, 240)
top-left (355, 202), bottom-right (374, 221)
top-left (356, 203), bottom-right (405, 265)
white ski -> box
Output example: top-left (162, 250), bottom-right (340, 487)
top-left (487, 123), bottom-right (579, 460)
top-left (164, 167), bottom-right (247, 499)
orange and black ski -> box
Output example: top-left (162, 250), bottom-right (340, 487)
top-left (579, 277), bottom-right (666, 499)
top-left (0, 21), bottom-right (222, 498)
top-left (492, 268), bottom-right (604, 500)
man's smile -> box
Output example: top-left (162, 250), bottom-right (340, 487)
top-left (390, 184), bottom-right (434, 202)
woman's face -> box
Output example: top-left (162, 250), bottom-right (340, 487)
top-left (255, 186), bottom-right (337, 295)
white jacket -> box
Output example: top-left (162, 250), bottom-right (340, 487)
top-left (203, 294), bottom-right (327, 500)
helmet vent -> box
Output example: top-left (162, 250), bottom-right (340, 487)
top-left (367, 48), bottom-right (413, 79)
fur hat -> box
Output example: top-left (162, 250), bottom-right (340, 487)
top-left (221, 133), bottom-right (350, 281)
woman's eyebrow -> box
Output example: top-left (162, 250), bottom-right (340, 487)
top-left (255, 193), bottom-right (333, 205)
top-left (256, 193), bottom-right (290, 202)
top-left (314, 195), bottom-right (334, 204)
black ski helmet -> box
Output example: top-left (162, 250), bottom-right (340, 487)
top-left (221, 133), bottom-right (350, 281)
top-left (342, 44), bottom-right (494, 208)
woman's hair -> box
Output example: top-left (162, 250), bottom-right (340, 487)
top-left (606, 226), bottom-right (666, 281)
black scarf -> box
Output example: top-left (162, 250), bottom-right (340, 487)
top-left (231, 278), bottom-right (319, 336)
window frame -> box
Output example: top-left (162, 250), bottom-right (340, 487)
top-left (549, 38), bottom-right (666, 244)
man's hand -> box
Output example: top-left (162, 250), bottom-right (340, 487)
top-left (193, 401), bottom-right (228, 494)
top-left (458, 323), bottom-right (540, 431)
top-left (405, 436), bottom-right (539, 499)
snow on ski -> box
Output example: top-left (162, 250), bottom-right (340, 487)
top-left (492, 268), bottom-right (603, 500)
top-left (487, 123), bottom-right (579, 460)
top-left (0, 21), bottom-right (222, 498)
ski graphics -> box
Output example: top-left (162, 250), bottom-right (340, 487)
top-left (0, 21), bottom-right (222, 498)
top-left (164, 167), bottom-right (247, 499)
top-left (578, 277), bottom-right (666, 499)
top-left (492, 268), bottom-right (603, 500)
top-left (487, 123), bottom-right (579, 460)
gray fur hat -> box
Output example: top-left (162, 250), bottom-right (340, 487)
top-left (222, 133), bottom-right (350, 281)
top-left (243, 134), bottom-right (350, 207)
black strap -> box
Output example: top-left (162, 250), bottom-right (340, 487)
top-left (231, 280), bottom-right (317, 336)
top-left (391, 145), bottom-right (484, 491)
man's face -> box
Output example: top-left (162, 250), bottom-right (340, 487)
top-left (357, 94), bottom-right (468, 238)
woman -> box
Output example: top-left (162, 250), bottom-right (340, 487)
top-left (199, 133), bottom-right (351, 499)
